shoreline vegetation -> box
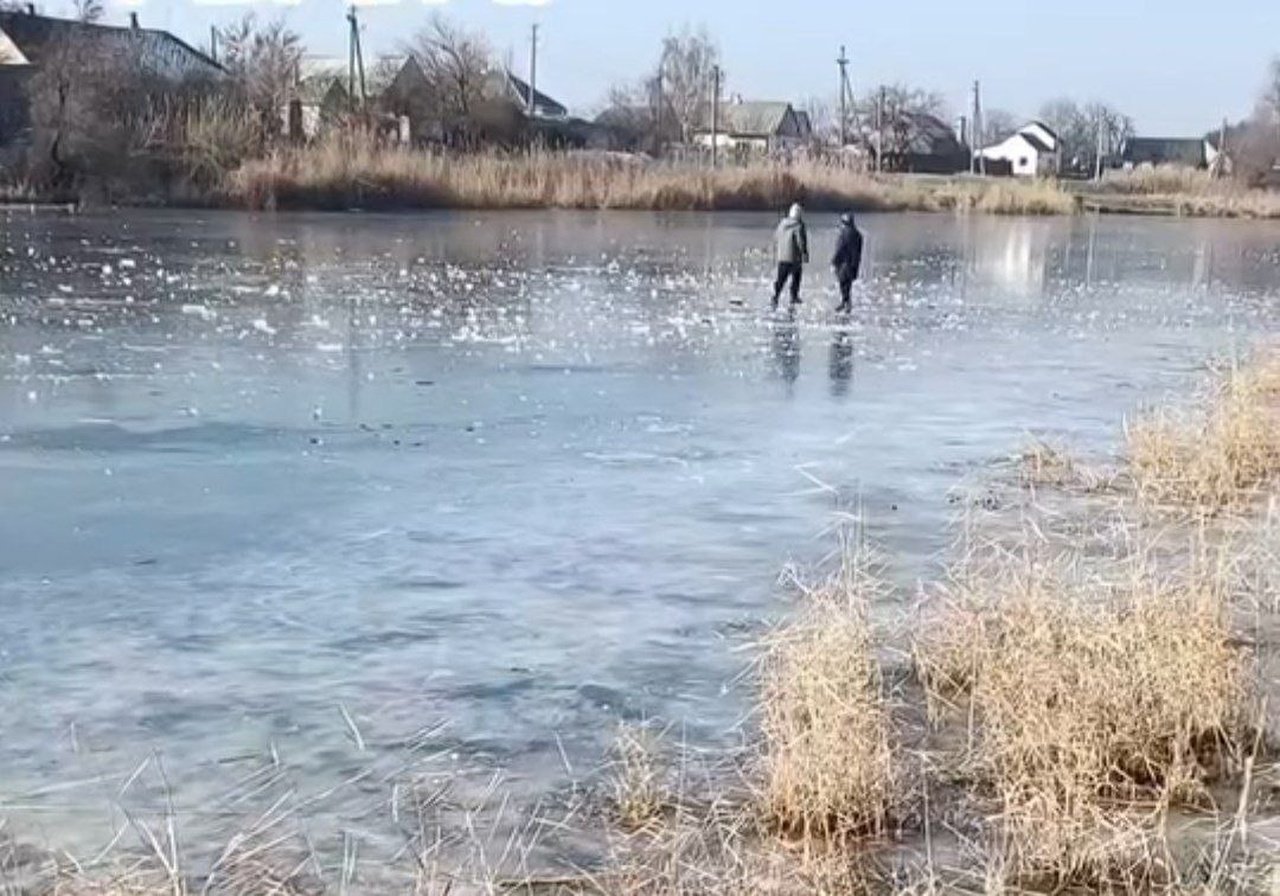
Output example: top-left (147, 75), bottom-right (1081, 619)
top-left (9, 352), bottom-right (1280, 892)
top-left (9, 141), bottom-right (1280, 218)
top-left (223, 142), bottom-right (1280, 218)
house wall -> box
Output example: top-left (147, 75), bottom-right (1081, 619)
top-left (981, 134), bottom-right (1059, 177)
top-left (0, 65), bottom-right (31, 146)
top-left (982, 134), bottom-right (1036, 177)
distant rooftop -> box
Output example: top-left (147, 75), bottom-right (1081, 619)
top-left (0, 9), bottom-right (221, 80)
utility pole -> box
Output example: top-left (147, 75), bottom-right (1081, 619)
top-left (710, 64), bottom-right (721, 169)
top-left (876, 86), bottom-right (885, 173)
top-left (837, 44), bottom-right (850, 147)
top-left (1219, 116), bottom-right (1229, 177)
top-left (967, 80), bottom-right (977, 175)
top-left (528, 23), bottom-right (538, 117)
top-left (654, 63), bottom-right (665, 154)
top-left (347, 6), bottom-right (366, 110)
top-left (354, 7), bottom-right (367, 108)
top-left (347, 5), bottom-right (355, 111)
top-left (1094, 115), bottom-right (1105, 181)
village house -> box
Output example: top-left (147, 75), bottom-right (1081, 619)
top-left (1120, 136), bottom-right (1225, 171)
top-left (492, 69), bottom-right (568, 121)
top-left (288, 54), bottom-right (577, 146)
top-left (871, 111), bottom-right (970, 174)
top-left (0, 7), bottom-right (221, 146)
top-left (286, 57), bottom-right (353, 141)
top-left (691, 100), bottom-right (812, 154)
top-left (978, 121), bottom-right (1060, 177)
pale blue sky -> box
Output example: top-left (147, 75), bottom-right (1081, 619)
top-left (75, 0), bottom-right (1280, 134)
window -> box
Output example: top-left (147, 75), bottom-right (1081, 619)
top-left (1019, 157), bottom-right (1028, 167)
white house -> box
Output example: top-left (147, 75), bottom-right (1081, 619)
top-left (979, 121), bottom-right (1060, 177)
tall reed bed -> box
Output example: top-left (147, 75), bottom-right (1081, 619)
top-left (222, 136), bottom-right (1079, 215)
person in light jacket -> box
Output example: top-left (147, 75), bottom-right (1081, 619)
top-left (832, 211), bottom-right (864, 313)
top-left (772, 203), bottom-right (809, 309)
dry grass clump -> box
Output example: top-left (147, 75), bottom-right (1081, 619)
top-left (968, 179), bottom-right (1078, 215)
top-left (606, 804), bottom-right (881, 896)
top-left (916, 556), bottom-right (1253, 888)
top-left (1090, 168), bottom-right (1280, 219)
top-left (610, 725), bottom-right (670, 833)
top-left (1014, 436), bottom-right (1115, 492)
top-left (758, 555), bottom-right (897, 843)
top-left (1126, 358), bottom-right (1280, 512)
top-left (1101, 167), bottom-right (1220, 196)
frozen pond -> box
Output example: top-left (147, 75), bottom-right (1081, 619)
top-left (1, 208), bottom-right (1279, 875)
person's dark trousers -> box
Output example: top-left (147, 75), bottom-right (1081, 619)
top-left (772, 262), bottom-right (803, 306)
top-left (837, 274), bottom-right (855, 311)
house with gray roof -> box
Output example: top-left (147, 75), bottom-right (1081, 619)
top-left (1120, 136), bottom-right (1224, 170)
top-left (0, 8), bottom-right (221, 146)
top-left (0, 8), bottom-right (220, 81)
top-left (691, 100), bottom-right (812, 154)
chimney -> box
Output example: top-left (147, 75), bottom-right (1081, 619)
top-left (129, 11), bottom-right (138, 29)
top-left (25, 3), bottom-right (35, 14)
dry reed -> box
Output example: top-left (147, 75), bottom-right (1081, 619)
top-left (610, 725), bottom-right (669, 834)
top-left (916, 551), bottom-right (1253, 889)
top-left (223, 135), bottom-right (1079, 215)
top-left (1092, 168), bottom-right (1280, 219)
top-left (758, 550), bottom-right (897, 843)
top-left (1126, 357), bottom-right (1280, 512)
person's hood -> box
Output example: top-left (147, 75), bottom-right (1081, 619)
top-left (840, 212), bottom-right (856, 227)
top-left (787, 203), bottom-right (804, 220)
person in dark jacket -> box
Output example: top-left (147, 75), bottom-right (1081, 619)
top-left (831, 211), bottom-right (864, 313)
top-left (772, 203), bottom-right (809, 309)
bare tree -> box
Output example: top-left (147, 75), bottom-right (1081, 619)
top-left (217, 15), bottom-right (302, 137)
top-left (1260, 57), bottom-right (1280, 129)
top-left (800, 96), bottom-right (836, 146)
top-left (854, 84), bottom-right (948, 156)
top-left (25, 32), bottom-right (159, 190)
top-left (657, 26), bottom-right (719, 143)
top-left (1234, 57), bottom-right (1280, 183)
top-left (72, 0), bottom-right (102, 24)
top-left (405, 13), bottom-right (494, 145)
top-left (982, 108), bottom-right (1018, 146)
top-left (598, 75), bottom-right (679, 152)
top-left (1039, 97), bottom-right (1131, 174)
